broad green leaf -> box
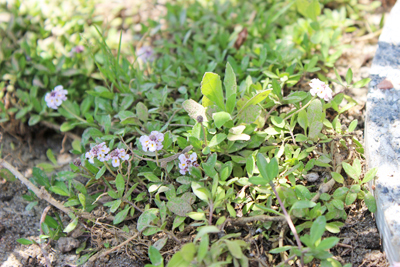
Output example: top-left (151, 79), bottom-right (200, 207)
top-left (64, 217), bottom-right (78, 233)
top-left (362, 168), bottom-right (377, 184)
top-left (347, 119), bottom-right (358, 133)
top-left (113, 206), bottom-right (131, 225)
top-left (201, 72), bottom-right (225, 111)
top-left (331, 172), bottom-right (344, 184)
top-left (345, 193), bottom-right (357, 205)
top-left (256, 153), bottom-right (272, 183)
top-left (307, 99), bottom-right (323, 124)
top-left (271, 116), bottom-right (285, 128)
top-left (167, 251), bottom-right (190, 267)
top-left (208, 133), bottom-right (227, 147)
top-left (237, 90), bottom-right (272, 115)
top-left (309, 121), bottom-right (323, 140)
top-left (95, 166), bottom-right (106, 180)
top-left (149, 246), bottom-right (163, 266)
top-left (225, 240), bottom-right (243, 259)
top-left (17, 238), bottom-right (35, 245)
top-left (267, 157), bottom-right (279, 181)
top-left (317, 237), bottom-right (339, 250)
top-left (136, 102), bottom-right (149, 122)
top-left (353, 78), bottom-right (371, 88)
top-left (364, 192), bottom-right (377, 213)
top-left (224, 62), bottom-right (237, 114)
top-left (212, 111), bottom-right (232, 128)
top-left (310, 216), bottom-right (326, 244)
top-left (290, 200), bottom-right (316, 211)
top-left (197, 234), bottom-right (209, 262)
top-left (181, 243), bottom-right (196, 262)
top-left (298, 109), bottom-right (308, 132)
top-left (115, 173), bottom-right (125, 198)
top-left (346, 69), bottom-right (353, 85)
top-left (137, 209), bottom-right (158, 231)
top-left (342, 162), bottom-right (359, 181)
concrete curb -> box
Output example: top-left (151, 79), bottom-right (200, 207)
top-left (366, 2), bottom-right (400, 266)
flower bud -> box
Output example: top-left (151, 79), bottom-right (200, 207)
top-left (196, 115), bottom-right (204, 123)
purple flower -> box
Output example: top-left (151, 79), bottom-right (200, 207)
top-left (45, 85), bottom-right (68, 109)
top-left (136, 46), bottom-right (155, 63)
top-left (85, 142), bottom-right (110, 164)
top-left (178, 153), bottom-right (198, 175)
top-left (105, 148), bottom-right (130, 167)
top-left (139, 131), bottom-right (164, 152)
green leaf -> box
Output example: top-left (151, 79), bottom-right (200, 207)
top-left (167, 251), bottom-right (190, 267)
top-left (137, 209), bottom-right (158, 232)
top-left (136, 102), bottom-right (149, 122)
top-left (115, 173), bottom-right (125, 198)
top-left (46, 149), bottom-right (58, 165)
top-left (256, 153), bottom-right (272, 183)
top-left (270, 246), bottom-right (293, 253)
top-left (345, 193), bottom-right (357, 205)
top-left (113, 206), bottom-right (131, 225)
top-left (352, 78), bottom-right (370, 88)
top-left (290, 200), bottom-right (316, 211)
top-left (64, 217), bottom-right (78, 233)
top-left (342, 162), bottom-right (359, 181)
top-left (362, 168), bottom-right (377, 185)
top-left (347, 119), bottom-right (358, 133)
top-left (208, 133), bottom-right (227, 147)
top-left (212, 111), bottom-right (232, 128)
top-left (197, 234), bottom-right (209, 262)
top-left (364, 192), bottom-right (377, 213)
top-left (0, 168), bottom-right (16, 182)
top-left (331, 172), bottom-right (344, 184)
top-left (317, 237), bottom-right (339, 250)
top-left (225, 240), bottom-right (243, 259)
top-left (192, 182), bottom-right (211, 203)
top-left (271, 116), bottom-right (285, 128)
top-left (149, 246), bottom-right (163, 266)
top-left (307, 99), bottom-right (323, 124)
top-left (17, 238), bottom-right (35, 245)
top-left (49, 185), bottom-right (69, 196)
top-left (310, 216), bottom-right (326, 244)
top-left (95, 166), bottom-right (106, 180)
top-left (181, 243), bottom-right (196, 262)
top-left (224, 62), bottom-right (237, 114)
top-left (28, 115), bottom-right (41, 126)
top-left (298, 110), bottom-right (308, 132)
top-left (296, 0), bottom-right (321, 21)
top-left (267, 157), bottom-right (279, 181)
top-left (325, 221), bottom-right (344, 233)
top-left (237, 90), bottom-right (272, 115)
top-left (201, 72), bottom-right (225, 111)
top-left (346, 69), bottom-right (353, 85)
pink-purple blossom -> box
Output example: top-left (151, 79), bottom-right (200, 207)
top-left (309, 78), bottom-right (333, 102)
top-left (136, 46), bottom-right (155, 63)
top-left (85, 143), bottom-right (130, 167)
top-left (45, 85), bottom-right (68, 109)
top-left (178, 153), bottom-right (199, 175)
top-left (139, 131), bottom-right (164, 152)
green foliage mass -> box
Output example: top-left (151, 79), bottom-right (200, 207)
top-left (2, 0), bottom-right (381, 266)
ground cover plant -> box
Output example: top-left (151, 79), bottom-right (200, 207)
top-left (0, 0), bottom-right (384, 266)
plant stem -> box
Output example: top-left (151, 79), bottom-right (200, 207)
top-left (104, 162), bottom-right (116, 177)
top-left (201, 123), bottom-right (208, 147)
top-left (61, 103), bottom-right (88, 123)
top-left (269, 181), bottom-right (304, 267)
top-left (283, 95), bottom-right (317, 121)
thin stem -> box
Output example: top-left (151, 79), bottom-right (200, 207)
top-left (269, 181), bottom-right (304, 266)
top-left (283, 96), bottom-right (317, 121)
top-left (208, 201), bottom-right (214, 225)
top-left (103, 162), bottom-right (116, 177)
top-left (201, 124), bottom-right (208, 147)
top-left (155, 150), bottom-right (160, 167)
top-left (61, 103), bottom-right (88, 123)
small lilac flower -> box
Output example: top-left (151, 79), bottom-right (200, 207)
top-left (136, 46), bottom-right (155, 63)
top-left (140, 131), bottom-right (164, 152)
top-left (45, 85), bottom-right (68, 109)
top-left (178, 153), bottom-right (198, 175)
top-left (105, 148), bottom-right (130, 167)
top-left (309, 78), bottom-right (332, 102)
top-left (85, 142), bottom-right (111, 164)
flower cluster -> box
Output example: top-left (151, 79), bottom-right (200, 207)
top-left (85, 142), bottom-right (110, 163)
top-left (105, 148), bottom-right (130, 167)
top-left (139, 131), bottom-right (164, 152)
top-left (70, 45), bottom-right (84, 56)
top-left (45, 85), bottom-right (68, 109)
top-left (178, 153), bottom-right (199, 175)
top-left (85, 143), bottom-right (130, 167)
top-left (309, 78), bottom-right (333, 102)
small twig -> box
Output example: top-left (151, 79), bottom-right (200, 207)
top-left (90, 231), bottom-right (140, 261)
top-left (0, 159), bottom-right (117, 221)
top-left (279, 226), bottom-right (288, 263)
top-left (126, 200), bottom-right (144, 213)
top-left (276, 248), bottom-right (310, 267)
top-left (265, 105), bottom-right (278, 123)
